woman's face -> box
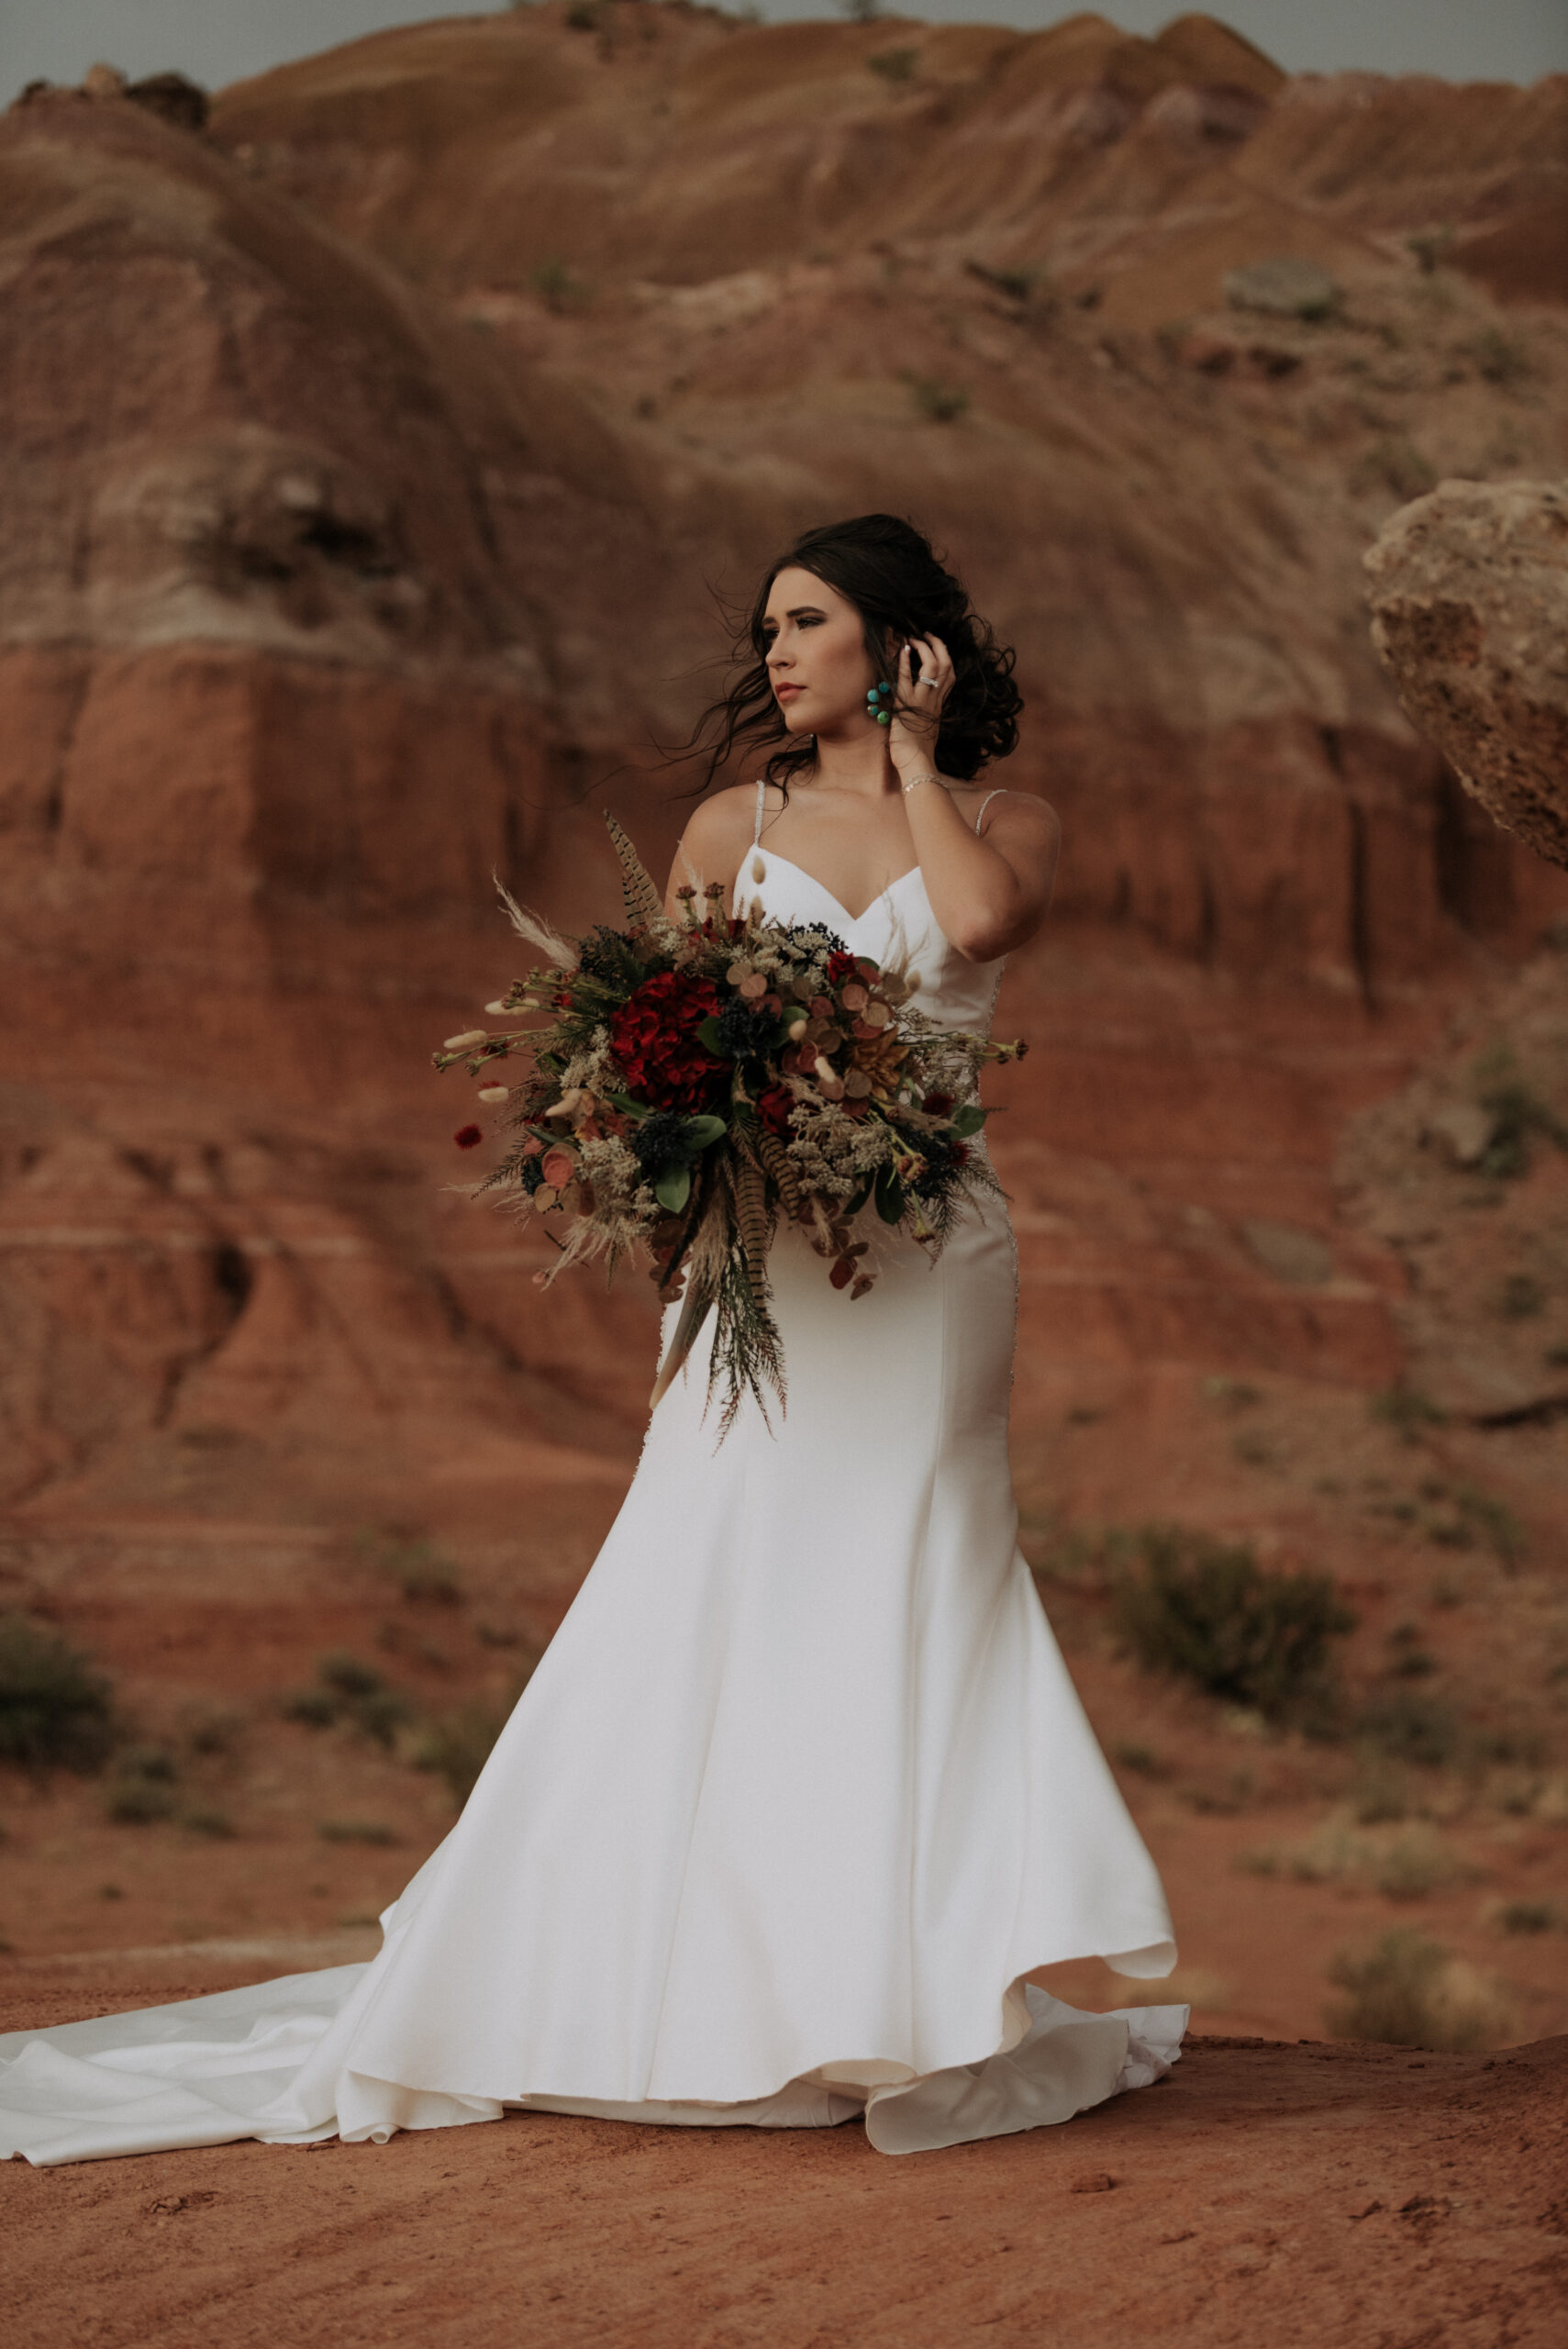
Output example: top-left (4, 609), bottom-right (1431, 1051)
top-left (761, 567), bottom-right (877, 738)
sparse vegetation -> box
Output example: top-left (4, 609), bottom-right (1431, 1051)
top-left (0, 1614), bottom-right (115, 1773)
top-left (282, 1656), bottom-right (414, 1749)
top-left (1494, 1899), bottom-right (1559, 1936)
top-left (1326, 1930), bottom-right (1510, 2051)
top-left (317, 1819), bottom-right (398, 1846)
top-left (183, 1807), bottom-right (237, 1839)
top-left (1113, 1526), bottom-right (1355, 1723)
top-left (906, 374), bottom-right (969, 424)
top-left (358, 1530), bottom-right (464, 1608)
top-left (414, 1695), bottom-right (525, 1806)
top-left (1238, 1815), bottom-right (1467, 1902)
top-left (1110, 1740), bottom-right (1166, 1778)
top-left (1462, 326), bottom-right (1531, 386)
top-left (1473, 1053), bottom-right (1568, 1178)
top-left (866, 47), bottom-right (917, 83)
top-left (529, 256), bottom-right (588, 310)
top-left (1354, 1691), bottom-right (1460, 1771)
top-left (105, 1747), bottom-right (179, 1825)
top-left (1494, 1274), bottom-right (1546, 1320)
top-left (1353, 436), bottom-right (1437, 502)
top-left (1369, 1385), bottom-right (1446, 1442)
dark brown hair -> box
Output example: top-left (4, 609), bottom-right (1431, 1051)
top-left (684, 513), bottom-right (1022, 794)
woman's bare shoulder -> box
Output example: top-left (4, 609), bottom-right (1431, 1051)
top-left (669, 784), bottom-right (760, 893)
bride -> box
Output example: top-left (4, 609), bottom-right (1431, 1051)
top-left (0, 514), bottom-right (1181, 2165)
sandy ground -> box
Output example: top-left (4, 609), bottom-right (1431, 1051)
top-left (6, 1976), bottom-right (1565, 2348)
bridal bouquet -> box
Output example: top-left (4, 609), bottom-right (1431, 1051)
top-left (436, 820), bottom-right (1025, 1431)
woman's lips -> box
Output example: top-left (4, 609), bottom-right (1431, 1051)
top-left (774, 684), bottom-right (804, 703)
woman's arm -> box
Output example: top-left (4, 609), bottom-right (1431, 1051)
top-left (892, 636), bottom-right (1060, 961)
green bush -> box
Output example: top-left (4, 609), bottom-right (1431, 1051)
top-left (0, 1615), bottom-right (115, 1772)
top-left (1112, 1526), bottom-right (1355, 1721)
top-left (867, 47), bottom-right (917, 83)
top-left (317, 1819), bottom-right (398, 1846)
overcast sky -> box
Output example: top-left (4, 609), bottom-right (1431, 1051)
top-left (4, 0), bottom-right (1565, 103)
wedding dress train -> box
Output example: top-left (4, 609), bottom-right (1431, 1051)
top-left (0, 802), bottom-right (1183, 2164)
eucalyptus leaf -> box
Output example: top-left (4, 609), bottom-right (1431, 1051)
top-left (874, 1169), bottom-right (906, 1225)
top-left (684, 1115), bottom-right (728, 1151)
top-left (654, 1165), bottom-right (693, 1213)
top-left (951, 1104), bottom-right (988, 1138)
top-left (695, 1015), bottom-right (728, 1057)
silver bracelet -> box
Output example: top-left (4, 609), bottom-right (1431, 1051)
top-left (900, 770), bottom-right (942, 796)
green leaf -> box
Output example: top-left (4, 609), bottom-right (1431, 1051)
top-left (874, 1168), bottom-right (906, 1225)
top-left (606, 1091), bottom-right (649, 1119)
top-left (695, 1015), bottom-right (728, 1057)
top-left (654, 1165), bottom-right (693, 1214)
top-left (846, 1175), bottom-right (874, 1219)
top-left (950, 1104), bottom-right (988, 1138)
top-left (683, 1115), bottom-right (728, 1151)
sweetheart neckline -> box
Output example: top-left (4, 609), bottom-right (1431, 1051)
top-left (747, 850), bottom-right (926, 931)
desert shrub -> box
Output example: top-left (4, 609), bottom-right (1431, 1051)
top-left (1494, 1274), bottom-right (1546, 1320)
top-left (414, 1701), bottom-right (514, 1806)
top-left (1494, 1899), bottom-right (1558, 1936)
top-left (906, 374), bottom-right (969, 424)
top-left (1350, 1753), bottom-right (1410, 1824)
top-left (1473, 1057), bottom-right (1568, 1178)
top-left (867, 47), bottom-right (917, 82)
top-left (1369, 1385), bottom-right (1446, 1442)
top-left (1421, 1481), bottom-right (1526, 1570)
top-left (183, 1808), bottom-right (236, 1839)
top-left (0, 1614), bottom-right (115, 1772)
top-left (1353, 1692), bottom-right (1460, 1770)
top-left (1113, 1526), bottom-right (1355, 1721)
top-left (357, 1531), bottom-right (463, 1607)
top-left (317, 1819), bottom-right (398, 1846)
top-left (284, 1655), bottom-right (414, 1749)
top-left (1354, 437), bottom-right (1437, 501)
top-left (105, 1746), bottom-right (178, 1824)
top-left (1463, 327), bottom-right (1531, 385)
top-left (1326, 1931), bottom-right (1509, 2051)
top-left (1111, 1741), bottom-right (1166, 1778)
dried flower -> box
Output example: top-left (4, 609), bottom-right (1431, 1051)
top-left (444, 1030), bottom-right (487, 1052)
top-left (477, 1085), bottom-right (510, 1104)
top-left (453, 1125), bottom-right (484, 1149)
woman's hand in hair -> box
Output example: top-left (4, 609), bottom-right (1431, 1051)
top-left (888, 634), bottom-right (954, 774)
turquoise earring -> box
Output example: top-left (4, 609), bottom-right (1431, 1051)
top-left (866, 681), bottom-right (893, 728)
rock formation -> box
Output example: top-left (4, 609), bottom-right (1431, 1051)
top-left (1365, 478), bottom-right (1568, 871)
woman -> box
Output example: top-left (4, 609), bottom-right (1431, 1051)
top-left (0, 516), bottom-right (1181, 2165)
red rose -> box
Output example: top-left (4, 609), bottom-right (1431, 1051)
top-left (607, 969), bottom-right (725, 1113)
top-left (826, 951), bottom-right (860, 985)
top-left (758, 1085), bottom-right (795, 1140)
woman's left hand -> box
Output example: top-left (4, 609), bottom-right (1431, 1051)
top-left (889, 634), bottom-right (954, 773)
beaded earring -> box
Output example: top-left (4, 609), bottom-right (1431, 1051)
top-left (865, 681), bottom-right (893, 728)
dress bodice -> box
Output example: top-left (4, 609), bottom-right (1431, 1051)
top-left (730, 813), bottom-right (1007, 1039)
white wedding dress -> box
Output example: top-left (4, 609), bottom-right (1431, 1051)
top-left (0, 799), bottom-right (1183, 2165)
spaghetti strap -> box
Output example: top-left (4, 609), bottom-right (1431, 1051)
top-left (973, 788), bottom-right (1006, 834)
top-left (753, 778), bottom-right (766, 845)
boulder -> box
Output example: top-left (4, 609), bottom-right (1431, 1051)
top-left (1364, 480), bottom-right (1568, 871)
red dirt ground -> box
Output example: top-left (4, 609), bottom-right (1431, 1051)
top-left (6, 1984), bottom-right (1565, 2348)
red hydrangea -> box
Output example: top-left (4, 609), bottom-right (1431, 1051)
top-left (757, 1085), bottom-right (795, 1140)
top-left (608, 970), bottom-right (725, 1113)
